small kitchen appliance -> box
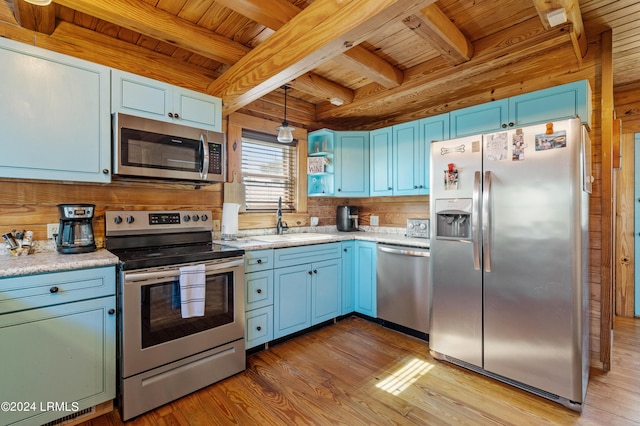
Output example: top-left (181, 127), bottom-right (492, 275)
top-left (336, 206), bottom-right (358, 231)
top-left (406, 218), bottom-right (430, 239)
top-left (56, 204), bottom-right (96, 254)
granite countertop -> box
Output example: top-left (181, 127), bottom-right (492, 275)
top-left (215, 227), bottom-right (430, 251)
top-left (0, 249), bottom-right (120, 278)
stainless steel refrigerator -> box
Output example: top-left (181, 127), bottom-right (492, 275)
top-left (429, 117), bottom-right (591, 411)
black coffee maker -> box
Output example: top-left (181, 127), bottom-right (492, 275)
top-left (56, 204), bottom-right (96, 254)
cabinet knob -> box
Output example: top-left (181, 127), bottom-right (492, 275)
top-left (257, 259), bottom-right (262, 264)
top-left (175, 113), bottom-right (180, 119)
top-left (501, 123), bottom-right (507, 128)
top-left (108, 309), bottom-right (116, 315)
top-left (388, 187), bottom-right (392, 190)
top-left (338, 188), bottom-right (341, 192)
top-left (256, 326), bottom-right (262, 331)
top-left (257, 289), bottom-right (262, 294)
top-left (102, 168), bottom-right (109, 174)
top-left (313, 269), bottom-right (318, 274)
top-left (344, 248), bottom-right (347, 252)
top-left (168, 112), bottom-right (174, 118)
top-left (49, 286), bottom-right (59, 293)
top-left (308, 270), bottom-right (313, 275)
top-left (509, 122), bottom-right (515, 127)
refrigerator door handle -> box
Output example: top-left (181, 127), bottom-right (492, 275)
top-left (483, 170), bottom-right (492, 272)
top-left (472, 171), bottom-right (481, 270)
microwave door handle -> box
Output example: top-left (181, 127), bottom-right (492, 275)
top-left (200, 135), bottom-right (209, 180)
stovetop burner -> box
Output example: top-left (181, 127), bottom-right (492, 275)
top-left (105, 209), bottom-right (244, 270)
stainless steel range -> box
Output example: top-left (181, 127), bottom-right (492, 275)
top-left (105, 210), bottom-right (246, 421)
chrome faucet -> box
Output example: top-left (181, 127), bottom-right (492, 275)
top-left (276, 197), bottom-right (284, 235)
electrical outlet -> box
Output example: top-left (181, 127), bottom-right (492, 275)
top-left (212, 220), bottom-right (221, 232)
top-left (47, 223), bottom-right (60, 239)
top-left (370, 215), bottom-right (379, 226)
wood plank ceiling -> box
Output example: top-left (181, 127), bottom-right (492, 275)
top-left (7, 0), bottom-right (640, 130)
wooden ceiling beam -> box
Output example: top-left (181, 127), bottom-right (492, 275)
top-left (289, 73), bottom-right (355, 105)
top-left (52, 0), bottom-right (250, 65)
top-left (214, 0), bottom-right (404, 89)
top-left (403, 4), bottom-right (473, 65)
top-left (12, 0), bottom-right (55, 34)
top-left (531, 0), bottom-right (587, 62)
top-left (206, 0), bottom-right (435, 116)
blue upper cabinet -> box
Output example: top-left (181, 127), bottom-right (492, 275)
top-left (307, 129), bottom-right (335, 196)
top-left (450, 80), bottom-right (592, 138)
top-left (112, 69), bottom-right (222, 132)
top-left (450, 99), bottom-right (509, 138)
top-left (369, 127), bottom-right (394, 196)
top-left (335, 131), bottom-right (370, 197)
top-left (509, 80), bottom-right (592, 129)
top-left (0, 38), bottom-right (111, 183)
top-left (419, 114), bottom-right (450, 194)
top-left (393, 121), bottom-right (423, 196)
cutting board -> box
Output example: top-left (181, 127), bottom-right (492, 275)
top-left (224, 171), bottom-right (246, 212)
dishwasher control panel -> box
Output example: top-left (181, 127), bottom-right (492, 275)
top-left (407, 218), bottom-right (430, 239)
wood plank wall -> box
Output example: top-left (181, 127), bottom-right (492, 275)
top-left (0, 8), bottom-right (610, 370)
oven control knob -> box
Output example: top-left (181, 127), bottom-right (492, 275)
top-left (201, 214), bottom-right (209, 222)
top-left (113, 216), bottom-right (123, 224)
top-left (183, 215), bottom-right (191, 222)
top-left (192, 214), bottom-right (200, 222)
top-left (126, 216), bottom-right (135, 224)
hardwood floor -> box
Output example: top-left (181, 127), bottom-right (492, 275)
top-left (83, 316), bottom-right (640, 425)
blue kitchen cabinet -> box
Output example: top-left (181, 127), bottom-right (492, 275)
top-left (369, 127), bottom-right (394, 196)
top-left (341, 241), bottom-right (356, 315)
top-left (393, 121), bottom-right (424, 196)
top-left (244, 249), bottom-right (274, 349)
top-left (419, 113), bottom-right (450, 194)
top-left (273, 243), bottom-right (342, 339)
top-left (450, 80), bottom-right (592, 138)
top-left (355, 241), bottom-right (377, 317)
top-left (307, 129), bottom-right (335, 196)
top-left (112, 69), bottom-right (222, 132)
top-left (0, 37), bottom-right (111, 183)
top-left (0, 267), bottom-right (116, 426)
top-left (335, 131), bottom-right (370, 197)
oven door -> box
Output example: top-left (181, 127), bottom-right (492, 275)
top-left (120, 257), bottom-right (245, 378)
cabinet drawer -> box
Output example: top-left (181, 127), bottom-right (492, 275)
top-left (246, 305), bottom-right (273, 349)
top-left (0, 266), bottom-right (116, 314)
top-left (245, 249), bottom-right (274, 273)
top-left (274, 242), bottom-right (341, 268)
top-left (245, 270), bottom-right (273, 311)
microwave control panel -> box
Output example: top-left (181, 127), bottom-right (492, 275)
top-left (208, 143), bottom-right (223, 174)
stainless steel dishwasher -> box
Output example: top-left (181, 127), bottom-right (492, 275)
top-left (376, 244), bottom-right (430, 334)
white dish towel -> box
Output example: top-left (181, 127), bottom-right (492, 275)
top-left (179, 264), bottom-right (206, 318)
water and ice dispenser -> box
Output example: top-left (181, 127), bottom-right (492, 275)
top-left (435, 198), bottom-right (472, 240)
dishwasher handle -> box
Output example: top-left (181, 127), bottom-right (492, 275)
top-left (377, 245), bottom-right (430, 257)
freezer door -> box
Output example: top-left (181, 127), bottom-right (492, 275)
top-left (429, 135), bottom-right (483, 367)
top-left (482, 118), bottom-right (587, 402)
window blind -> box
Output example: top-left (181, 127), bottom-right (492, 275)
top-left (241, 130), bottom-right (297, 211)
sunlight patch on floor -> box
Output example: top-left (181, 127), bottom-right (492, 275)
top-left (375, 358), bottom-right (434, 395)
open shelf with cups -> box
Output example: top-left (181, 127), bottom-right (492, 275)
top-left (307, 129), bottom-right (335, 196)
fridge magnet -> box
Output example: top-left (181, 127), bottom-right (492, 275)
top-left (443, 163), bottom-right (459, 190)
top-left (307, 156), bottom-right (325, 174)
top-left (485, 132), bottom-right (508, 160)
top-left (534, 130), bottom-right (567, 151)
top-left (512, 129), bottom-right (526, 161)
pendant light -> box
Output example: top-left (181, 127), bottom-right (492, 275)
top-left (276, 85), bottom-right (295, 143)
top-left (24, 0), bottom-right (52, 4)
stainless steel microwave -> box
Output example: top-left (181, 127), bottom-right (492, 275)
top-left (112, 113), bottom-right (225, 183)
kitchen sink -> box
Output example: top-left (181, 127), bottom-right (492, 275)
top-left (250, 233), bottom-right (334, 243)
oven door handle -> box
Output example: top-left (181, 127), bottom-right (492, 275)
top-left (124, 258), bottom-right (244, 284)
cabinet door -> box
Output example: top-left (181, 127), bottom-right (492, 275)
top-left (173, 87), bottom-right (222, 132)
top-left (246, 305), bottom-right (273, 349)
top-left (0, 38), bottom-right (111, 183)
top-left (370, 127), bottom-right (393, 196)
top-left (509, 80), bottom-right (592, 129)
top-left (450, 99), bottom-right (509, 138)
top-left (311, 258), bottom-right (342, 324)
top-left (335, 131), bottom-right (369, 197)
top-left (112, 69), bottom-right (173, 122)
top-left (393, 121), bottom-right (422, 195)
top-left (0, 296), bottom-right (115, 426)
top-left (273, 264), bottom-right (312, 339)
top-left (355, 241), bottom-right (377, 317)
top-left (419, 114), bottom-right (450, 194)
top-left (341, 241), bottom-right (356, 315)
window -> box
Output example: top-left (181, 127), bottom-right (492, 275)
top-left (241, 130), bottom-right (297, 211)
